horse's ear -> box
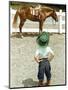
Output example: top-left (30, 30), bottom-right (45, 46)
top-left (53, 9), bottom-right (55, 13)
top-left (53, 9), bottom-right (56, 13)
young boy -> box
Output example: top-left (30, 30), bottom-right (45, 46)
top-left (34, 32), bottom-right (54, 86)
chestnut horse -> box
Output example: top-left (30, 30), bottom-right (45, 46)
top-left (13, 6), bottom-right (58, 34)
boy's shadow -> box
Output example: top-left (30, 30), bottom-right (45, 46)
top-left (22, 78), bottom-right (38, 87)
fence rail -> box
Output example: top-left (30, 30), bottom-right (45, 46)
top-left (10, 8), bottom-right (65, 34)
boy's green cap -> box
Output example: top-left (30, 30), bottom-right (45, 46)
top-left (36, 32), bottom-right (49, 46)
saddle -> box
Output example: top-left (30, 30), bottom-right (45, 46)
top-left (30, 5), bottom-right (41, 16)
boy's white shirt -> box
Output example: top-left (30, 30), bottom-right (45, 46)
top-left (35, 46), bottom-right (54, 59)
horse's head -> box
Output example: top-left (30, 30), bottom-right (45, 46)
top-left (51, 10), bottom-right (58, 22)
top-left (41, 7), bottom-right (58, 22)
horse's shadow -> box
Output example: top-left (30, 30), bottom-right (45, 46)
top-left (10, 32), bottom-right (39, 38)
top-left (22, 78), bottom-right (38, 87)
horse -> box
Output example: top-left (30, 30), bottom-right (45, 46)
top-left (13, 5), bottom-right (58, 35)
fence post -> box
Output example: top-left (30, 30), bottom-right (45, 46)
top-left (10, 8), bottom-right (12, 34)
top-left (59, 9), bottom-right (62, 34)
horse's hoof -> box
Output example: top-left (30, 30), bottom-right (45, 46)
top-left (21, 35), bottom-right (24, 38)
top-left (19, 35), bottom-right (23, 39)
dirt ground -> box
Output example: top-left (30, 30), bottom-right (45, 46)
top-left (10, 33), bottom-right (65, 88)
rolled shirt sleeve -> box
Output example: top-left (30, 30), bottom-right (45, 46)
top-left (47, 47), bottom-right (54, 55)
top-left (35, 49), bottom-right (39, 57)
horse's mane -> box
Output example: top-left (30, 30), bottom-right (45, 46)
top-left (41, 6), bottom-right (54, 12)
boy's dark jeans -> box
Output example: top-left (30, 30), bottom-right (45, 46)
top-left (38, 58), bottom-right (51, 81)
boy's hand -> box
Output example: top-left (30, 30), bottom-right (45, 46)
top-left (34, 56), bottom-right (41, 63)
top-left (36, 60), bottom-right (40, 63)
top-left (47, 52), bottom-right (54, 61)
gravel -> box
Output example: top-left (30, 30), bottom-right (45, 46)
top-left (10, 33), bottom-right (65, 88)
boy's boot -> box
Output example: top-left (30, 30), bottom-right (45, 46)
top-left (45, 80), bottom-right (51, 86)
top-left (38, 80), bottom-right (43, 87)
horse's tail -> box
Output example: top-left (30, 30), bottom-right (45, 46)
top-left (13, 10), bottom-right (19, 28)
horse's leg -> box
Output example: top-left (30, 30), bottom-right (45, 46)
top-left (19, 20), bottom-right (23, 33)
top-left (39, 21), bottom-right (44, 34)
top-left (19, 20), bottom-right (25, 37)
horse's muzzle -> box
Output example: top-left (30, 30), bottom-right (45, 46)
top-left (56, 18), bottom-right (58, 22)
